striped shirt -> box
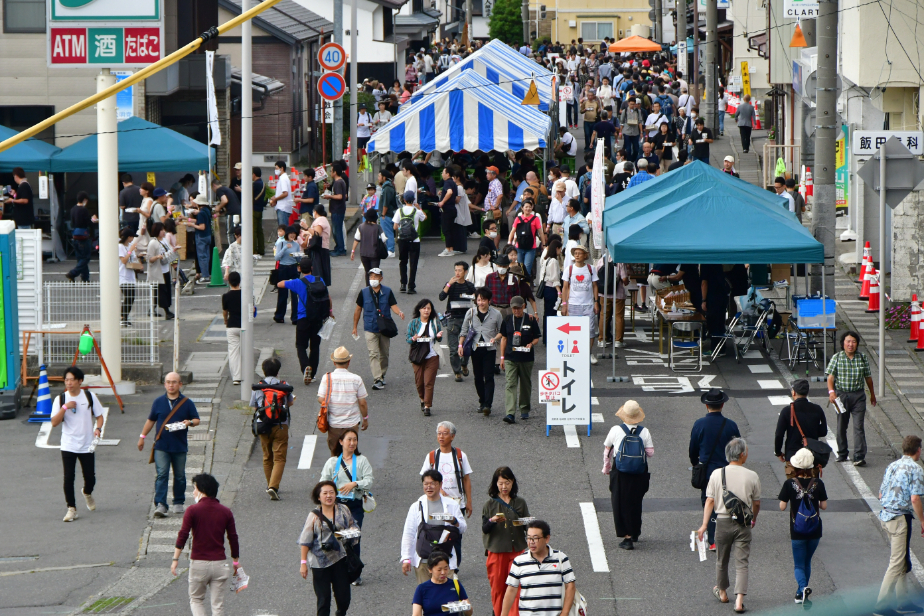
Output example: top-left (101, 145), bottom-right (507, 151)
top-left (316, 368), bottom-right (368, 428)
top-left (506, 547), bottom-right (576, 613)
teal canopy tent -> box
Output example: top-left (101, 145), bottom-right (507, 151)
top-left (0, 125), bottom-right (62, 172)
top-left (51, 117), bottom-right (209, 173)
top-left (603, 161), bottom-right (823, 264)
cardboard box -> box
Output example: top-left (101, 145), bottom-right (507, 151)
top-left (175, 220), bottom-right (187, 260)
top-left (771, 264), bottom-right (790, 284)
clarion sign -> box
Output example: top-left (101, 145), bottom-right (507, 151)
top-left (782, 0), bottom-right (819, 18)
top-left (49, 0), bottom-right (161, 21)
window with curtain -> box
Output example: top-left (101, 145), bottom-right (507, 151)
top-left (580, 22), bottom-right (613, 42)
top-left (4, 0), bottom-right (46, 33)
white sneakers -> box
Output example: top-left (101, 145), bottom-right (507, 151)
top-left (437, 249), bottom-right (455, 257)
top-left (83, 490), bottom-right (96, 511)
top-left (172, 504), bottom-right (185, 514)
top-left (387, 251), bottom-right (396, 259)
top-left (590, 355), bottom-right (599, 365)
top-left (63, 507), bottom-right (78, 522)
top-left (614, 341), bottom-right (625, 348)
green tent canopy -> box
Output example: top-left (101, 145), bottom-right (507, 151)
top-left (603, 161), bottom-right (823, 264)
top-left (50, 117), bottom-right (209, 173)
top-left (0, 125), bottom-right (62, 172)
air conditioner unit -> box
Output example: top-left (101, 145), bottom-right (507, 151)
top-left (568, 20), bottom-right (576, 27)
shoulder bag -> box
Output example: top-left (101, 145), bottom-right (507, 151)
top-left (721, 467), bottom-right (755, 527)
top-left (313, 508), bottom-right (364, 583)
top-left (691, 418), bottom-right (727, 489)
top-left (790, 403), bottom-right (832, 468)
top-left (556, 551), bottom-right (588, 616)
top-left (461, 309), bottom-right (477, 358)
top-left (409, 320), bottom-right (432, 364)
top-left (148, 397), bottom-right (189, 464)
top-left (316, 373), bottom-right (331, 433)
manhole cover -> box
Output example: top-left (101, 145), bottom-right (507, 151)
top-left (83, 597), bottom-right (134, 613)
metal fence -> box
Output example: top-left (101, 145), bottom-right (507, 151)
top-left (42, 282), bottom-right (159, 365)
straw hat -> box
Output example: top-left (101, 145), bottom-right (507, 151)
top-left (570, 244), bottom-right (589, 256)
top-left (616, 400), bottom-right (645, 424)
top-left (790, 448), bottom-right (815, 469)
top-left (330, 346), bottom-right (353, 363)
top-left (193, 193), bottom-right (210, 206)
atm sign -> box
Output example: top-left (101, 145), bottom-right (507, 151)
top-left (50, 28), bottom-right (88, 63)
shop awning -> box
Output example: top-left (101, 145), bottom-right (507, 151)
top-left (608, 36), bottom-right (662, 53)
top-left (409, 39), bottom-right (554, 112)
top-left (603, 161), bottom-right (823, 264)
top-left (50, 117), bottom-right (209, 173)
top-left (368, 71), bottom-right (552, 154)
top-left (0, 125), bottom-right (62, 172)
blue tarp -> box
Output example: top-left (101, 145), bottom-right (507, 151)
top-left (0, 125), bottom-right (62, 172)
top-left (51, 117), bottom-right (209, 173)
top-left (603, 161), bottom-right (824, 264)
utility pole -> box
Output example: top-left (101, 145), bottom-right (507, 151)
top-left (97, 69), bottom-right (121, 384)
top-left (334, 0), bottom-right (343, 164)
top-left (800, 19), bottom-right (816, 171)
top-left (703, 0), bottom-right (717, 132)
top-left (240, 0), bottom-right (254, 397)
top-left (678, 0), bottom-right (687, 78)
top-left (812, 0), bottom-right (838, 298)
top-left (654, 0), bottom-right (662, 42)
top-left (349, 0), bottom-right (359, 206)
top-left (692, 4), bottom-right (700, 101)
top-left (466, 0), bottom-right (473, 44)
top-left (522, 0), bottom-right (530, 45)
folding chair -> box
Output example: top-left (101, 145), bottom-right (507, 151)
top-left (670, 321), bottom-right (703, 372)
top-left (710, 311), bottom-right (741, 364)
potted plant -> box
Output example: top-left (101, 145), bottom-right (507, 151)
top-left (767, 126), bottom-right (776, 145)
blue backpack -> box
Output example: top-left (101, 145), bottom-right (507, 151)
top-left (792, 479), bottom-right (821, 535)
top-left (656, 94), bottom-right (674, 118)
top-left (614, 424), bottom-right (648, 474)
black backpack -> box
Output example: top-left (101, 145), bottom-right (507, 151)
top-left (397, 207), bottom-right (419, 241)
top-left (415, 501), bottom-right (461, 560)
top-left (515, 216), bottom-right (536, 248)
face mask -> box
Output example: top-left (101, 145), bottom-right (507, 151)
top-left (488, 231), bottom-right (497, 238)
top-left (275, 168), bottom-right (282, 176)
top-left (369, 279), bottom-right (381, 288)
top-left (497, 267), bottom-right (508, 275)
top-left (548, 174), bottom-right (554, 181)
top-left (691, 113), bottom-right (697, 118)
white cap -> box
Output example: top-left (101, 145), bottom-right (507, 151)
top-left (724, 155), bottom-right (735, 163)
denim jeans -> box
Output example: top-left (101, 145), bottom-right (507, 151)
top-left (517, 247), bottom-right (536, 277)
top-left (68, 237), bottom-right (92, 281)
top-left (379, 216), bottom-right (395, 253)
top-left (194, 234), bottom-right (211, 277)
top-left (154, 449), bottom-right (187, 506)
top-left (583, 121), bottom-right (595, 151)
top-left (624, 135), bottom-right (640, 161)
top-left (331, 211), bottom-right (346, 254)
top-left (791, 538), bottom-right (820, 593)
top-left (718, 111), bottom-right (725, 134)
top-left (275, 209), bottom-right (289, 227)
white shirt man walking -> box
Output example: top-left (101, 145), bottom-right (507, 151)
top-left (317, 346), bottom-right (370, 456)
top-left (51, 366), bottom-right (104, 522)
top-left (401, 469), bottom-right (467, 583)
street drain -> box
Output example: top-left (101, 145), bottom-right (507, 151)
top-left (83, 597), bottom-right (135, 613)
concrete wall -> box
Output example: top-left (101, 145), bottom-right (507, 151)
top-left (308, 0), bottom-right (397, 64)
top-left (549, 0), bottom-right (651, 45)
top-left (729, 0), bottom-right (769, 94)
top-left (892, 190), bottom-right (924, 301)
top-left (841, 0), bottom-right (924, 89)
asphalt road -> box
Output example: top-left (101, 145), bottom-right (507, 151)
top-left (2, 238), bottom-right (919, 615)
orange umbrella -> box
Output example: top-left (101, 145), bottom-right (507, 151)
top-left (608, 36), bottom-right (662, 53)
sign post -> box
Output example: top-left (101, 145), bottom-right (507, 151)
top-left (545, 317), bottom-right (592, 437)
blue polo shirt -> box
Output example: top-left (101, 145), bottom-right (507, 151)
top-left (148, 394), bottom-right (200, 453)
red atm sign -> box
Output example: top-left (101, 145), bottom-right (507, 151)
top-left (49, 26), bottom-right (162, 67)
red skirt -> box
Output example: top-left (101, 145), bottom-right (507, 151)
top-left (486, 551), bottom-right (519, 616)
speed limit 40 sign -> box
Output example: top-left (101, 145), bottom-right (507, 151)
top-left (318, 42), bottom-right (346, 72)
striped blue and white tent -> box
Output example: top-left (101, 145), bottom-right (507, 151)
top-left (408, 39), bottom-right (554, 112)
top-left (368, 72), bottom-right (552, 154)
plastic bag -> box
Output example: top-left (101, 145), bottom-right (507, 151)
top-left (318, 317), bottom-right (336, 340)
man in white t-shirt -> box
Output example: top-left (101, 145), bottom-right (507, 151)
top-left (561, 245), bottom-right (600, 364)
top-left (560, 167), bottom-right (579, 203)
top-left (357, 104), bottom-right (373, 151)
top-left (393, 190), bottom-right (427, 293)
top-left (269, 160), bottom-right (294, 227)
top-left (50, 366), bottom-right (105, 522)
top-left (420, 420), bottom-right (474, 517)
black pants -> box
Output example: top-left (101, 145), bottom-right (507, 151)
top-left (609, 468), bottom-right (649, 538)
top-left (68, 238), bottom-right (92, 281)
top-left (398, 240), bottom-right (420, 290)
top-left (312, 557), bottom-right (351, 616)
top-left (471, 347), bottom-right (496, 409)
top-left (296, 318), bottom-right (323, 376)
top-left (739, 126), bottom-right (752, 152)
top-left (360, 256), bottom-right (380, 286)
top-left (121, 285), bottom-right (135, 322)
top-left (62, 450), bottom-right (95, 508)
top-left (158, 271), bottom-right (172, 312)
top-left (274, 263), bottom-right (299, 322)
top-left (441, 206), bottom-right (457, 249)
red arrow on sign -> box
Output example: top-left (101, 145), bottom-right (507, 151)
top-left (557, 323), bottom-right (582, 334)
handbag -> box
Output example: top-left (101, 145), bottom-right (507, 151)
top-left (316, 373), bottom-right (331, 433)
top-left (691, 418), bottom-right (727, 489)
top-left (721, 467), bottom-right (755, 527)
top-left (557, 552), bottom-right (588, 616)
top-left (461, 309), bottom-right (477, 358)
top-left (362, 492), bottom-right (377, 512)
top-left (790, 403), bottom-right (832, 468)
top-left (148, 397), bottom-right (189, 464)
top-left (314, 508), bottom-right (364, 583)
top-left (268, 267), bottom-right (280, 285)
top-left (408, 320), bottom-right (432, 364)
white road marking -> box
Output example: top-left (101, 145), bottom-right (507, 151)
top-left (592, 413), bottom-right (604, 423)
top-left (747, 365), bottom-right (774, 373)
top-left (757, 379), bottom-right (784, 389)
top-left (298, 435), bottom-right (317, 469)
top-left (591, 397), bottom-right (599, 405)
top-left (579, 502), bottom-right (610, 572)
top-left (768, 395), bottom-right (793, 406)
top-left (564, 425), bottom-right (580, 448)
top-left (697, 375), bottom-right (718, 389)
top-left (741, 350), bottom-right (764, 359)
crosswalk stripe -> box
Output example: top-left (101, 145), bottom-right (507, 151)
top-left (298, 435), bottom-right (318, 469)
top-left (592, 413), bottom-right (604, 423)
top-left (767, 395), bottom-right (792, 406)
top-left (579, 502), bottom-right (610, 572)
top-left (757, 379), bottom-right (784, 389)
top-left (564, 425), bottom-right (580, 448)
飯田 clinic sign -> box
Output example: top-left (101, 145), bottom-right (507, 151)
top-left (47, 0), bottom-right (163, 68)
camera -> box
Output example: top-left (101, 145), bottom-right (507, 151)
top-left (321, 537), bottom-right (340, 552)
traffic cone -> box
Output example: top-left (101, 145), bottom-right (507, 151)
top-left (805, 167), bottom-right (813, 198)
top-left (909, 295), bottom-right (920, 343)
top-left (207, 246), bottom-right (226, 287)
top-left (27, 364), bottom-right (52, 422)
top-left (917, 317), bottom-right (924, 352)
top-left (753, 101), bottom-right (762, 129)
top-left (859, 265), bottom-right (873, 300)
top-left (859, 241), bottom-right (871, 283)
top-left (866, 270), bottom-right (880, 313)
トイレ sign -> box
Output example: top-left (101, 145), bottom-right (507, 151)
top-left (545, 317), bottom-right (591, 428)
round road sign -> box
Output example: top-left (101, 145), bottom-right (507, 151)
top-left (318, 72), bottom-right (347, 102)
top-left (318, 42), bottom-right (346, 72)
top-left (540, 371), bottom-right (560, 391)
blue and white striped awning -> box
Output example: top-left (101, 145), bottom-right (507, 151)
top-left (368, 72), bottom-right (552, 154)
top-left (408, 39), bottom-right (554, 112)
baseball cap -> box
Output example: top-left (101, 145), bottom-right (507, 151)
top-left (152, 188), bottom-right (168, 198)
top-left (403, 190), bottom-right (416, 203)
top-left (724, 155), bottom-right (735, 163)
top-left (368, 267), bottom-right (384, 275)
top-left (366, 183), bottom-right (376, 190)
top-left (511, 296), bottom-right (526, 308)
top-left (233, 162), bottom-right (242, 170)
top-left (486, 166), bottom-right (499, 174)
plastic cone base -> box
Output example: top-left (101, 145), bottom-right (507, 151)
top-left (208, 246), bottom-right (227, 287)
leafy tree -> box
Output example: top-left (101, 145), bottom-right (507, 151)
top-left (489, 0), bottom-right (524, 46)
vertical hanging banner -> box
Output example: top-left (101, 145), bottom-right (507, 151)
top-left (591, 138), bottom-right (604, 250)
top-left (206, 51), bottom-right (222, 147)
top-left (835, 125), bottom-right (848, 209)
top-left (740, 61), bottom-right (751, 98)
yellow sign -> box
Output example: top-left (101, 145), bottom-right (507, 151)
top-left (741, 61), bottom-right (751, 97)
top-left (521, 80), bottom-right (540, 106)
top-left (146, 172), bottom-right (156, 184)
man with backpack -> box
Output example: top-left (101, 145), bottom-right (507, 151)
top-left (249, 358), bottom-right (294, 500)
top-left (401, 470), bottom-right (467, 583)
top-left (602, 400), bottom-right (654, 550)
top-left (279, 257), bottom-right (332, 384)
top-left (52, 366), bottom-right (105, 522)
top-left (439, 262), bottom-right (476, 381)
top-left (774, 379), bottom-right (828, 479)
top-left (378, 169), bottom-right (398, 256)
top-left (393, 190), bottom-right (427, 294)
top-left (138, 372), bottom-right (200, 518)
top-left (420, 421), bottom-right (474, 517)
top-left (561, 245), bottom-right (600, 365)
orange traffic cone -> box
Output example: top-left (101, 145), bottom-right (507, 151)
top-left (909, 295), bottom-right (920, 343)
top-left (866, 270), bottom-right (880, 313)
top-left (805, 167), bottom-right (814, 198)
top-left (859, 241), bottom-right (871, 283)
top-left (860, 265), bottom-right (873, 300)
top-left (917, 315), bottom-right (924, 352)
top-left (753, 101), bottom-right (762, 129)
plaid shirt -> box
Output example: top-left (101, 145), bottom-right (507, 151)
top-left (484, 272), bottom-right (518, 306)
top-left (825, 351), bottom-right (872, 392)
top-left (627, 171), bottom-right (654, 188)
top-left (485, 178), bottom-right (503, 211)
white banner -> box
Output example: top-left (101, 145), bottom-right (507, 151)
top-left (205, 51), bottom-right (221, 147)
top-left (677, 41), bottom-right (687, 77)
top-left (545, 317), bottom-right (591, 426)
top-left (591, 138), bottom-right (604, 250)
top-left (783, 0), bottom-right (819, 18)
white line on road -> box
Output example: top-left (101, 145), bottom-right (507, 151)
top-left (767, 395), bottom-right (792, 406)
top-left (579, 502), bottom-right (610, 572)
top-left (747, 365), bottom-right (774, 373)
top-left (564, 425), bottom-right (580, 448)
top-left (591, 397), bottom-right (599, 405)
top-left (298, 435), bottom-right (317, 469)
top-left (757, 379), bottom-right (784, 389)
top-left (592, 413), bottom-right (604, 423)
